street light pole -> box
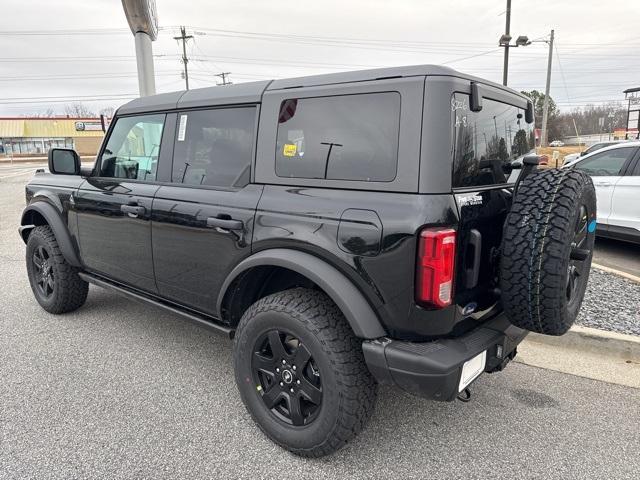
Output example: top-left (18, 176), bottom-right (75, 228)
top-left (122, 0), bottom-right (158, 97)
top-left (502, 0), bottom-right (511, 86)
top-left (541, 29), bottom-right (555, 147)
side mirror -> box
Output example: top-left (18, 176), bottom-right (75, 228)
top-left (48, 148), bottom-right (81, 175)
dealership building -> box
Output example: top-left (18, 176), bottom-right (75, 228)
top-left (0, 117), bottom-right (106, 157)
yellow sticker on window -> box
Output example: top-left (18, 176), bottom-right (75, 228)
top-left (283, 143), bottom-right (297, 157)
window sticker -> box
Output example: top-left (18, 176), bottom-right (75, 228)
top-left (283, 143), bottom-right (297, 157)
top-left (178, 114), bottom-right (188, 141)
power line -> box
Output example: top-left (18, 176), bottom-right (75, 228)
top-left (0, 71), bottom-right (181, 81)
top-left (0, 55), bottom-right (178, 63)
top-left (442, 48), bottom-right (502, 65)
top-left (0, 93), bottom-right (138, 101)
top-left (0, 95), bottom-right (138, 106)
top-left (0, 28), bottom-right (130, 36)
top-left (183, 26), bottom-right (640, 49)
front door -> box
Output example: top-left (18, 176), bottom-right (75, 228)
top-left (75, 113), bottom-right (167, 292)
top-left (609, 150), bottom-right (640, 234)
top-left (151, 106), bottom-right (262, 315)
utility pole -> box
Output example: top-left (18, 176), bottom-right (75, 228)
top-left (541, 29), bottom-right (555, 147)
top-left (216, 72), bottom-right (232, 85)
top-left (502, 0), bottom-right (511, 86)
top-left (174, 26), bottom-right (193, 90)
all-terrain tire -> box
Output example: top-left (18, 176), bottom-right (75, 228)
top-left (233, 288), bottom-right (377, 457)
top-left (26, 225), bottom-right (89, 314)
top-left (500, 169), bottom-right (596, 335)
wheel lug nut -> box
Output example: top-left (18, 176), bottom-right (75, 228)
top-left (279, 382), bottom-right (284, 387)
top-left (290, 388), bottom-right (294, 393)
top-left (292, 365), bottom-right (296, 371)
top-left (282, 359), bottom-right (286, 364)
top-left (296, 380), bottom-right (300, 385)
top-left (276, 368), bottom-right (280, 373)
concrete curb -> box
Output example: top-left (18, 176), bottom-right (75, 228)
top-left (591, 262), bottom-right (640, 284)
top-left (523, 325), bottom-right (640, 362)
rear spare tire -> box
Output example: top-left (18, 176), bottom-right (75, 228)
top-left (500, 169), bottom-right (596, 335)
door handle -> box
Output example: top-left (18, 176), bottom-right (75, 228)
top-left (465, 229), bottom-right (482, 289)
top-left (595, 182), bottom-right (611, 187)
top-left (121, 204), bottom-right (146, 217)
top-left (207, 216), bottom-right (243, 231)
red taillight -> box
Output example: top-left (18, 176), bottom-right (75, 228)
top-left (416, 228), bottom-right (456, 308)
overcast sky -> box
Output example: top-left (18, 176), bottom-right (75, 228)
top-left (2, 0), bottom-right (639, 116)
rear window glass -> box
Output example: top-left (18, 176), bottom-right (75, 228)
top-left (275, 93), bottom-right (400, 182)
top-left (452, 93), bottom-right (534, 188)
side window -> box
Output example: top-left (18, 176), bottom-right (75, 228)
top-left (99, 114), bottom-right (165, 181)
top-left (275, 93), bottom-right (400, 182)
top-left (172, 108), bottom-right (255, 188)
top-left (574, 148), bottom-right (635, 177)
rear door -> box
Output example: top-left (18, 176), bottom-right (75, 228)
top-left (151, 106), bottom-right (262, 315)
top-left (572, 146), bottom-right (638, 226)
top-left (75, 113), bottom-right (167, 292)
top-left (608, 149), bottom-right (640, 236)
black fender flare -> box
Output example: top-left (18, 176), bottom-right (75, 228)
top-left (217, 249), bottom-right (387, 339)
top-left (20, 202), bottom-right (82, 268)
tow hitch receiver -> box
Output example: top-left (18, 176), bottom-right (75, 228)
top-left (457, 388), bottom-right (472, 402)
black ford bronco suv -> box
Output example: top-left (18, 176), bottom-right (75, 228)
top-left (20, 65), bottom-right (596, 457)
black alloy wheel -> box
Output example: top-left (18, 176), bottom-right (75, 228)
top-left (567, 204), bottom-right (591, 305)
top-left (32, 244), bottom-right (55, 299)
top-left (252, 329), bottom-right (323, 426)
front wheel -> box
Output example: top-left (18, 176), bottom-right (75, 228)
top-left (26, 225), bottom-right (88, 314)
top-left (233, 288), bottom-right (377, 457)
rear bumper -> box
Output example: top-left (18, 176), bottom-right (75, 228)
top-left (362, 314), bottom-right (528, 401)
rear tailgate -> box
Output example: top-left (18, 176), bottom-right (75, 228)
top-left (449, 91), bottom-right (535, 325)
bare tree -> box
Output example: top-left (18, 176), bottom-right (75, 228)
top-left (99, 106), bottom-right (116, 118)
top-left (64, 103), bottom-right (96, 118)
top-left (29, 108), bottom-right (57, 118)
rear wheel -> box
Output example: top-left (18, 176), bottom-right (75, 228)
top-left (500, 169), bottom-right (596, 335)
top-left (233, 288), bottom-right (377, 457)
top-left (26, 225), bottom-right (88, 314)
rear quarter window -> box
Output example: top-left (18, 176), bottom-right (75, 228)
top-left (275, 92), bottom-right (400, 182)
top-left (452, 93), bottom-right (534, 188)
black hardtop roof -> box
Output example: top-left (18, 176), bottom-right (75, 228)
top-left (117, 64), bottom-right (527, 115)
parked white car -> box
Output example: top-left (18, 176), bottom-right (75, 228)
top-left (549, 140), bottom-right (564, 147)
top-left (563, 140), bottom-right (628, 167)
top-left (564, 142), bottom-right (640, 244)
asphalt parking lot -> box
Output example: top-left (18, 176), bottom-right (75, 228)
top-left (1, 164), bottom-right (639, 479)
